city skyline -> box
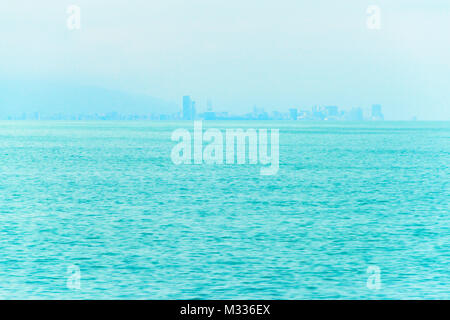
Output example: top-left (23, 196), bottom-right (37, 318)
top-left (3, 95), bottom-right (386, 121)
top-left (0, 79), bottom-right (444, 121)
top-left (1, 1), bottom-right (449, 120)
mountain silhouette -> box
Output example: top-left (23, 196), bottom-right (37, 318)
top-left (0, 81), bottom-right (177, 116)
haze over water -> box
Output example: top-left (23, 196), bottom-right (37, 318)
top-left (0, 121), bottom-right (448, 299)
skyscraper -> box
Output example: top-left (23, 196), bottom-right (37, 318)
top-left (191, 101), bottom-right (196, 120)
top-left (206, 99), bottom-right (212, 111)
top-left (371, 104), bottom-right (384, 120)
top-left (183, 96), bottom-right (191, 120)
top-left (325, 106), bottom-right (338, 117)
top-left (204, 98), bottom-right (215, 120)
top-left (289, 108), bottom-right (298, 120)
top-left (347, 107), bottom-right (363, 121)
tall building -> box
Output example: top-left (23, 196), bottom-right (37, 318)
top-left (289, 108), bottom-right (298, 120)
top-left (191, 101), bottom-right (196, 120)
top-left (204, 98), bottom-right (215, 120)
top-left (325, 106), bottom-right (338, 117)
top-left (182, 96), bottom-right (191, 120)
top-left (182, 95), bottom-right (197, 120)
top-left (251, 106), bottom-right (268, 120)
top-left (206, 98), bottom-right (213, 111)
top-left (347, 107), bottom-right (363, 121)
top-left (312, 106), bottom-right (325, 120)
top-left (371, 104), bottom-right (384, 120)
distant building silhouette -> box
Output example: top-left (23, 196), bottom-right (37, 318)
top-left (182, 96), bottom-right (192, 120)
top-left (182, 95), bottom-right (197, 120)
top-left (347, 107), bottom-right (363, 121)
top-left (325, 106), bottom-right (338, 117)
top-left (204, 111), bottom-right (216, 120)
top-left (191, 101), bottom-right (196, 120)
top-left (371, 104), bottom-right (384, 120)
top-left (207, 98), bottom-right (213, 111)
top-left (312, 106), bottom-right (325, 120)
top-left (289, 108), bottom-right (298, 120)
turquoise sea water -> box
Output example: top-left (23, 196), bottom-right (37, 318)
top-left (0, 121), bottom-right (448, 299)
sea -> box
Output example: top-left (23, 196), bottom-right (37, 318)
top-left (0, 121), bottom-right (448, 299)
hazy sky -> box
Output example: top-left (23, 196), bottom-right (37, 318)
top-left (0, 0), bottom-right (449, 119)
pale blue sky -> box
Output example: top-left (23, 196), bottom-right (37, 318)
top-left (0, 0), bottom-right (449, 119)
